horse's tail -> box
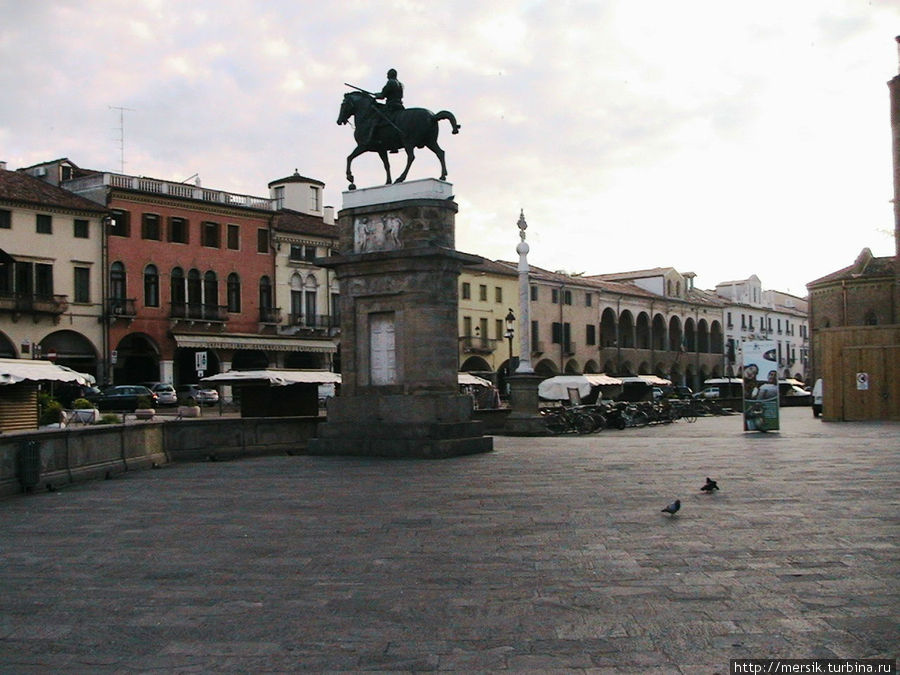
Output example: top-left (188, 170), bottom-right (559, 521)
top-left (434, 110), bottom-right (461, 134)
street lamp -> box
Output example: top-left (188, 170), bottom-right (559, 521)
top-left (505, 308), bottom-right (516, 374)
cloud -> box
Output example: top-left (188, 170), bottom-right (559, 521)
top-left (0, 0), bottom-right (896, 293)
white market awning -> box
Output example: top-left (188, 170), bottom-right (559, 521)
top-left (201, 369), bottom-right (342, 386)
top-left (202, 371), bottom-right (497, 389)
top-left (458, 373), bottom-right (494, 388)
top-left (538, 374), bottom-right (623, 400)
top-left (618, 375), bottom-right (672, 386)
top-left (0, 358), bottom-right (95, 386)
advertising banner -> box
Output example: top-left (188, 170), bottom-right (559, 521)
top-left (742, 339), bottom-right (780, 432)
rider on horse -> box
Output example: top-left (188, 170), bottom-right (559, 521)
top-left (366, 69), bottom-right (404, 146)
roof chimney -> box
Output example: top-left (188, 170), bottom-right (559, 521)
top-left (0, 161), bottom-right (6, 171)
top-left (324, 205), bottom-right (335, 225)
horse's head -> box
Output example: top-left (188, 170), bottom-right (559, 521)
top-left (337, 91), bottom-right (373, 126)
top-left (337, 93), bottom-right (354, 126)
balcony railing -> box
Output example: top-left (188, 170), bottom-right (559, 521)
top-left (461, 336), bottom-right (495, 354)
top-left (260, 307), bottom-right (283, 324)
top-left (563, 341), bottom-right (577, 356)
top-left (107, 297), bottom-right (136, 318)
top-left (170, 303), bottom-right (228, 322)
top-left (65, 173), bottom-right (276, 211)
top-left (0, 292), bottom-right (69, 316)
top-left (531, 340), bottom-right (545, 355)
top-left (288, 313), bottom-right (339, 330)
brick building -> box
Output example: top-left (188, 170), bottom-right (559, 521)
top-left (20, 159), bottom-right (339, 391)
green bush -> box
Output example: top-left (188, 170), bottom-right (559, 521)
top-left (39, 400), bottom-right (64, 426)
top-left (136, 394), bottom-right (153, 409)
top-left (73, 398), bottom-right (94, 409)
top-left (96, 414), bottom-right (120, 425)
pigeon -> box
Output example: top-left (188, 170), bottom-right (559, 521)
top-left (661, 499), bottom-right (680, 515)
top-left (701, 477), bottom-right (719, 493)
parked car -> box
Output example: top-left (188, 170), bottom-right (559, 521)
top-left (87, 385), bottom-right (158, 411)
top-left (693, 386), bottom-right (721, 399)
top-left (176, 384), bottom-right (219, 406)
top-left (147, 383), bottom-right (178, 406)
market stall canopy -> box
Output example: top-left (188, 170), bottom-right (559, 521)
top-left (202, 371), bottom-right (495, 388)
top-left (538, 374), bottom-right (623, 400)
top-left (201, 369), bottom-right (342, 386)
top-left (0, 358), bottom-right (95, 386)
top-left (618, 375), bottom-right (672, 386)
top-left (458, 373), bottom-right (493, 388)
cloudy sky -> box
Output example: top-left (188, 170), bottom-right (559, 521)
top-left (2, 1), bottom-right (897, 296)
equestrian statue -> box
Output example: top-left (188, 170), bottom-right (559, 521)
top-left (337, 69), bottom-right (461, 190)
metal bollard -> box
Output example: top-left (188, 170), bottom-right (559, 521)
top-left (18, 440), bottom-right (41, 492)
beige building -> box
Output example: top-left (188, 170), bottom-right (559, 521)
top-left (715, 275), bottom-right (810, 381)
top-left (458, 258), bottom-right (728, 391)
top-left (269, 172), bottom-right (340, 370)
top-left (0, 166), bottom-right (107, 381)
top-left (457, 258), bottom-right (518, 378)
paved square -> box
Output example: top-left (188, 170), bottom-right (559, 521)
top-left (1, 408), bottom-right (897, 673)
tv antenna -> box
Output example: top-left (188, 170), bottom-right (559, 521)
top-left (109, 105), bottom-right (135, 173)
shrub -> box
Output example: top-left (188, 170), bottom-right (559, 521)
top-left (136, 394), bottom-right (153, 409)
top-left (73, 398), bottom-right (94, 409)
top-left (39, 400), bottom-right (64, 426)
top-left (96, 414), bottom-right (120, 425)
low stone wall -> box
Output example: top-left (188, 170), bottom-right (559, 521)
top-left (0, 416), bottom-right (322, 498)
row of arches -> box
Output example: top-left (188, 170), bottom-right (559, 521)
top-left (460, 353), bottom-right (724, 395)
top-left (600, 309), bottom-right (724, 353)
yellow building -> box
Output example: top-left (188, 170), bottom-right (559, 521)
top-left (457, 258), bottom-right (518, 378)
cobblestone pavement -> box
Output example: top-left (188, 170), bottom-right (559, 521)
top-left (1, 408), bottom-right (897, 673)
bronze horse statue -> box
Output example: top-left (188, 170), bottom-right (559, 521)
top-left (336, 91), bottom-right (460, 189)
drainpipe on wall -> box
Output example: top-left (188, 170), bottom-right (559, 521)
top-left (100, 212), bottom-right (110, 386)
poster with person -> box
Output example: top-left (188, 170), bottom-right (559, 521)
top-left (742, 339), bottom-right (780, 432)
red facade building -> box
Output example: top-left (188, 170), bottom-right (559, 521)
top-left (22, 159), bottom-right (338, 389)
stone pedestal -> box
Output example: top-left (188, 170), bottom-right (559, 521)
top-left (501, 372), bottom-right (548, 435)
top-left (308, 179), bottom-right (492, 458)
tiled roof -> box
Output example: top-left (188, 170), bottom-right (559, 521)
top-left (0, 169), bottom-right (108, 214)
top-left (807, 249), bottom-right (896, 287)
top-left (267, 171), bottom-right (325, 188)
top-left (271, 209), bottom-right (338, 239)
top-left (588, 267), bottom-right (675, 281)
top-left (461, 256), bottom-right (518, 277)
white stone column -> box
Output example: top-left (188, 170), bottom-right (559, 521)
top-left (515, 210), bottom-right (533, 373)
top-left (160, 360), bottom-right (174, 384)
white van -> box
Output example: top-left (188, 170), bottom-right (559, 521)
top-left (812, 379), bottom-right (824, 417)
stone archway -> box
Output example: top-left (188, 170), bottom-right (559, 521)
top-left (619, 311), bottom-right (635, 348)
top-left (114, 333), bottom-right (160, 385)
top-left (40, 330), bottom-right (99, 379)
top-left (602, 359), bottom-right (616, 374)
top-left (0, 331), bottom-right (16, 358)
top-left (564, 359), bottom-right (580, 374)
top-left (635, 312), bottom-right (650, 350)
top-left (668, 316), bottom-right (682, 351)
top-left (460, 356), bottom-right (491, 372)
top-left (600, 308), bottom-right (617, 348)
top-left (652, 314), bottom-right (667, 351)
top-left (584, 359), bottom-right (600, 374)
top-left (534, 359), bottom-right (559, 377)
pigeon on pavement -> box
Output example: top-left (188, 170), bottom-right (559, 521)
top-left (701, 477), bottom-right (719, 493)
top-left (661, 499), bottom-right (681, 515)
